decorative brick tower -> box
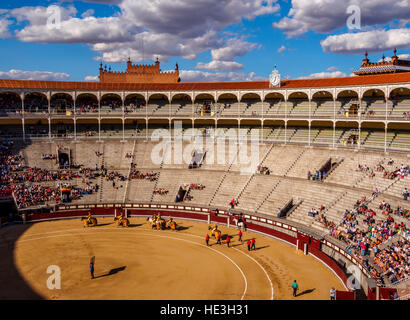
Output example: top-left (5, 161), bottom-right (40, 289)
top-left (99, 57), bottom-right (180, 83)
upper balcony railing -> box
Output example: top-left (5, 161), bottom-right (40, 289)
top-left (0, 100), bottom-right (409, 122)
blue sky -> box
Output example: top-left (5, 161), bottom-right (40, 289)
top-left (0, 0), bottom-right (408, 82)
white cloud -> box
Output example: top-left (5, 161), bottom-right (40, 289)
top-left (4, 1), bottom-right (279, 64)
top-left (85, 75), bottom-right (99, 81)
top-left (326, 66), bottom-right (339, 72)
top-left (15, 15), bottom-right (141, 44)
top-left (277, 45), bottom-right (286, 53)
top-left (298, 71), bottom-right (346, 79)
top-left (0, 18), bottom-right (12, 38)
top-left (211, 38), bottom-right (258, 61)
top-left (180, 70), bottom-right (266, 82)
top-left (10, 5), bottom-right (77, 26)
top-left (81, 9), bottom-right (95, 18)
top-left (0, 69), bottom-right (70, 81)
top-left (321, 28), bottom-right (410, 54)
top-left (378, 53), bottom-right (410, 62)
top-left (273, 0), bottom-right (410, 38)
top-left (196, 60), bottom-right (244, 72)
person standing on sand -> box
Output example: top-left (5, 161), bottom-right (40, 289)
top-left (226, 235), bottom-right (231, 248)
top-left (291, 280), bottom-right (299, 297)
top-left (90, 261), bottom-right (95, 279)
top-left (251, 238), bottom-right (256, 250)
top-left (238, 230), bottom-right (243, 242)
top-left (205, 233), bottom-right (210, 246)
top-left (330, 287), bottom-right (336, 300)
top-left (246, 239), bottom-right (251, 251)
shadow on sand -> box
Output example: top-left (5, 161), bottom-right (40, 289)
top-left (94, 266), bottom-right (126, 279)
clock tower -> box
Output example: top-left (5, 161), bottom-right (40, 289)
top-left (269, 66), bottom-right (281, 88)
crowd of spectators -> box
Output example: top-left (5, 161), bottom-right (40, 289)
top-left (377, 162), bottom-right (409, 180)
top-left (373, 239), bottom-right (409, 284)
top-left (129, 170), bottom-right (158, 181)
top-left (317, 193), bottom-right (409, 285)
top-left (257, 165), bottom-right (270, 175)
top-left (12, 184), bottom-right (61, 208)
top-left (153, 188), bottom-right (168, 195)
top-left (42, 154), bottom-right (57, 160)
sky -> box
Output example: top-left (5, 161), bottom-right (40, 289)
top-left (0, 0), bottom-right (409, 82)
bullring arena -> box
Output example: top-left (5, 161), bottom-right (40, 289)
top-left (0, 54), bottom-right (409, 300)
top-left (0, 216), bottom-right (345, 300)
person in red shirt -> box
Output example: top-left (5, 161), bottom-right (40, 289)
top-left (251, 238), bottom-right (256, 250)
top-left (216, 233), bottom-right (221, 245)
top-left (226, 235), bottom-right (231, 247)
top-left (205, 233), bottom-right (210, 246)
top-left (246, 239), bottom-right (251, 251)
top-left (238, 230), bottom-right (243, 242)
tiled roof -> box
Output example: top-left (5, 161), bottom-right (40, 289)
top-left (0, 72), bottom-right (409, 92)
top-left (354, 65), bottom-right (410, 74)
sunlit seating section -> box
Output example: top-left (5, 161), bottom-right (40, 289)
top-left (263, 98), bottom-right (285, 116)
top-left (389, 131), bottom-right (410, 150)
top-left (288, 100), bottom-right (310, 117)
top-left (312, 99), bottom-right (335, 117)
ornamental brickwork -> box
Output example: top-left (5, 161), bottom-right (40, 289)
top-left (99, 58), bottom-right (180, 84)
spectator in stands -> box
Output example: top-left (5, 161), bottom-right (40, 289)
top-left (403, 188), bottom-right (408, 201)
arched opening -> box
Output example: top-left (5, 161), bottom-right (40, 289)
top-left (101, 119), bottom-right (122, 138)
top-left (0, 92), bottom-right (22, 114)
top-left (147, 94), bottom-right (170, 116)
top-left (336, 90), bottom-right (359, 119)
top-left (241, 93), bottom-right (262, 117)
top-left (195, 93), bottom-right (216, 116)
top-left (124, 119), bottom-right (145, 138)
top-left (288, 92), bottom-right (309, 117)
top-left (312, 91), bottom-right (334, 117)
top-left (389, 87), bottom-right (410, 119)
top-left (362, 89), bottom-right (386, 118)
top-left (76, 119), bottom-right (98, 139)
top-left (101, 93), bottom-right (122, 113)
top-left (24, 92), bottom-right (48, 113)
top-left (262, 119), bottom-right (285, 141)
top-left (311, 121), bottom-right (333, 146)
top-left (335, 121), bottom-right (359, 147)
top-left (25, 119), bottom-right (49, 138)
top-left (388, 122), bottom-right (410, 151)
top-left (361, 122), bottom-right (386, 149)
top-left (216, 93), bottom-right (237, 117)
top-left (171, 94), bottom-right (192, 116)
top-left (264, 92), bottom-right (285, 116)
top-left (76, 94), bottom-right (98, 114)
top-left (51, 93), bottom-right (74, 115)
top-left (51, 119), bottom-right (74, 139)
top-left (287, 120), bottom-right (310, 143)
top-left (124, 94), bottom-right (146, 113)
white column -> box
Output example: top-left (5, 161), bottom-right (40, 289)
top-left (384, 122), bottom-right (388, 153)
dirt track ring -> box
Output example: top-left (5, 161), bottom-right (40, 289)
top-left (7, 219), bottom-right (274, 300)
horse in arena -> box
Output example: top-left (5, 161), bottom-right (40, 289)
top-left (82, 216), bottom-right (97, 227)
top-left (147, 214), bottom-right (166, 230)
top-left (208, 224), bottom-right (221, 238)
top-left (232, 217), bottom-right (247, 232)
top-left (166, 218), bottom-right (177, 230)
top-left (114, 215), bottom-right (129, 227)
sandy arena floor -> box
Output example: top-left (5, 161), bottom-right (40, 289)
top-left (0, 217), bottom-right (345, 300)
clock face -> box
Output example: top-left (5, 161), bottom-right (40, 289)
top-left (270, 73), bottom-right (280, 87)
